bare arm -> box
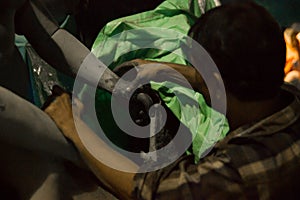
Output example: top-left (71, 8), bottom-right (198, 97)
top-left (15, 0), bottom-right (83, 76)
top-left (14, 0), bottom-right (119, 92)
top-left (114, 59), bottom-right (205, 93)
top-left (44, 92), bottom-right (137, 200)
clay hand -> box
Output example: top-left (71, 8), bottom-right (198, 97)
top-left (114, 59), bottom-right (189, 93)
top-left (44, 86), bottom-right (83, 140)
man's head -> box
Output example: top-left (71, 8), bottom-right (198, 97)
top-left (189, 1), bottom-right (286, 101)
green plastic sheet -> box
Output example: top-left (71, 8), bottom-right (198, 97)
top-left (151, 81), bottom-right (229, 162)
top-left (88, 0), bottom-right (229, 162)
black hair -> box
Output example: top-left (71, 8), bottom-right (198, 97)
top-left (189, 1), bottom-right (286, 101)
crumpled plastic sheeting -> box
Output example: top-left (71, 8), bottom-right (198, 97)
top-left (26, 45), bottom-right (60, 106)
top-left (26, 45), bottom-right (74, 107)
top-left (151, 81), bottom-right (229, 163)
top-left (89, 0), bottom-right (229, 162)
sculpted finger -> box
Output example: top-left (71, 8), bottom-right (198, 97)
top-left (113, 61), bottom-right (137, 77)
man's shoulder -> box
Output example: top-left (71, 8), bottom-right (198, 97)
top-left (282, 82), bottom-right (300, 97)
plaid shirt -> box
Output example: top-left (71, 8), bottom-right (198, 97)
top-left (133, 84), bottom-right (300, 200)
